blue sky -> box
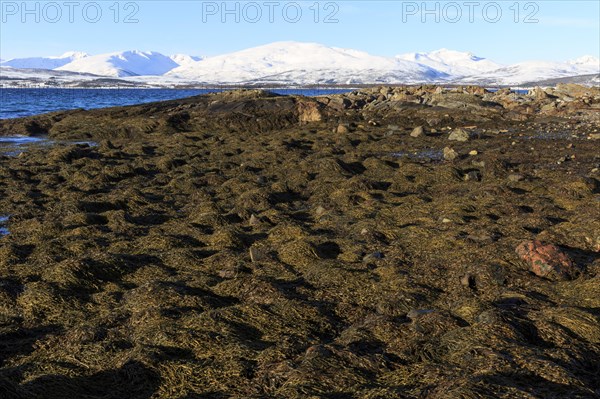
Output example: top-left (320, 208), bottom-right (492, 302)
top-left (1, 1), bottom-right (598, 63)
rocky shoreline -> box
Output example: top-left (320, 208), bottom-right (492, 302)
top-left (0, 85), bottom-right (599, 398)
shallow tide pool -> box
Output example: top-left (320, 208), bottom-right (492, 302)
top-left (0, 216), bottom-right (9, 236)
top-left (0, 136), bottom-right (96, 156)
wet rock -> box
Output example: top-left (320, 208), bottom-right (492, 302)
top-left (515, 240), bottom-right (578, 280)
top-left (410, 126), bottom-right (424, 137)
top-left (443, 147), bottom-right (459, 161)
top-left (448, 128), bottom-right (471, 142)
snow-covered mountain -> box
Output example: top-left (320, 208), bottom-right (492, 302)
top-left (0, 51), bottom-right (88, 70)
top-left (169, 54), bottom-right (203, 66)
top-left (396, 48), bottom-right (503, 77)
top-left (459, 58), bottom-right (600, 85)
top-left (167, 41), bottom-right (448, 84)
top-left (55, 50), bottom-right (183, 77)
top-left (567, 55), bottom-right (600, 70)
top-left (1, 42), bottom-right (598, 87)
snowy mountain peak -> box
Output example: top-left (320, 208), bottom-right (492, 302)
top-left (0, 51), bottom-right (89, 70)
top-left (58, 51), bottom-right (89, 59)
top-left (568, 55), bottom-right (600, 67)
top-left (1, 42), bottom-right (598, 86)
top-left (397, 48), bottom-right (503, 76)
top-left (170, 54), bottom-right (203, 66)
top-left (56, 50), bottom-right (182, 77)
top-left (166, 41), bottom-right (447, 84)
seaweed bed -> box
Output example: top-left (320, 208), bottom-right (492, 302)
top-left (0, 85), bottom-right (599, 398)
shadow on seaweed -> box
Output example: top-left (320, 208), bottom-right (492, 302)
top-left (1, 361), bottom-right (160, 399)
top-left (0, 326), bottom-right (60, 368)
top-left (476, 371), bottom-right (595, 397)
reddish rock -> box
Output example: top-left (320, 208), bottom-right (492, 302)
top-left (515, 240), bottom-right (577, 281)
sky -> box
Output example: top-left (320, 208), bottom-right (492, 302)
top-left (1, 0), bottom-right (599, 63)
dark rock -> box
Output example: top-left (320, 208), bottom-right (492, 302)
top-left (464, 170), bottom-right (482, 182)
top-left (363, 251), bottom-right (384, 262)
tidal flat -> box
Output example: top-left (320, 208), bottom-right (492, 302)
top-left (0, 85), bottom-right (599, 398)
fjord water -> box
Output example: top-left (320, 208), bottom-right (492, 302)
top-left (0, 88), bottom-right (351, 119)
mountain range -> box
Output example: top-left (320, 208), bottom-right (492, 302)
top-left (1, 42), bottom-right (598, 87)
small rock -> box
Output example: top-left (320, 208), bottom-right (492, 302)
top-left (218, 264), bottom-right (241, 279)
top-left (304, 344), bottom-right (331, 359)
top-left (443, 147), bottom-right (459, 161)
top-left (515, 240), bottom-right (578, 280)
top-left (249, 247), bottom-right (265, 263)
top-left (464, 171), bottom-right (482, 182)
top-left (407, 309), bottom-right (434, 320)
top-left (336, 124), bottom-right (350, 134)
top-left (476, 310), bottom-right (501, 324)
top-left (363, 252), bottom-right (384, 262)
top-left (441, 218), bottom-right (452, 224)
top-left (468, 150), bottom-right (478, 156)
top-left (448, 128), bottom-right (471, 142)
top-left (508, 174), bottom-right (524, 182)
top-left (315, 205), bottom-right (327, 217)
top-left (360, 228), bottom-right (369, 235)
top-left (410, 126), bottom-right (424, 137)
top-left (460, 274), bottom-right (475, 288)
top-left (589, 133), bottom-right (600, 140)
top-left (249, 214), bottom-right (260, 226)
